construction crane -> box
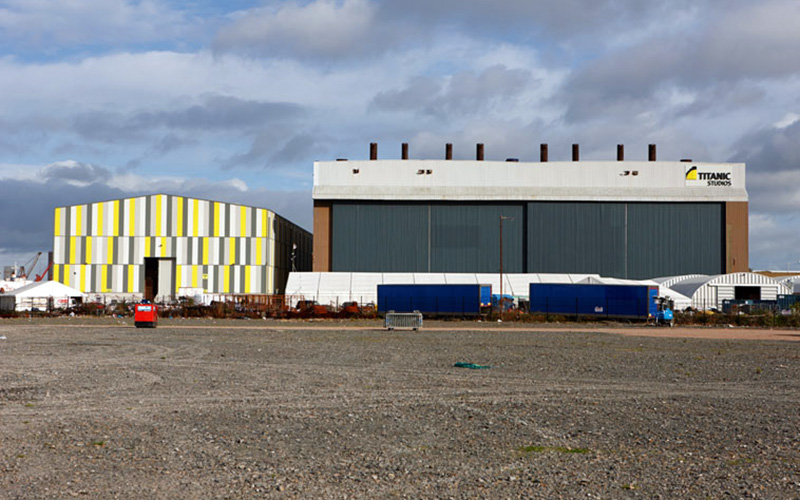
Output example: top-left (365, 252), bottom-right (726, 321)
top-left (19, 252), bottom-right (42, 280)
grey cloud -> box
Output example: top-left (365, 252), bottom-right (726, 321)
top-left (39, 160), bottom-right (111, 184)
top-left (213, 0), bottom-right (408, 61)
top-left (73, 95), bottom-right (305, 143)
top-left (561, 1), bottom-right (800, 122)
top-left (371, 65), bottom-right (533, 118)
top-left (225, 131), bottom-right (327, 169)
top-left (731, 120), bottom-right (800, 173)
top-left (271, 133), bottom-right (328, 165)
top-left (0, 174), bottom-right (312, 263)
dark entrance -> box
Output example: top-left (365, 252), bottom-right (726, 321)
top-left (144, 258), bottom-right (158, 301)
top-left (734, 286), bottom-right (761, 301)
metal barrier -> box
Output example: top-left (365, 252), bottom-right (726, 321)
top-left (384, 310), bottom-right (422, 330)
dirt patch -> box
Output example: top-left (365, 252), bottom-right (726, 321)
top-left (1, 322), bottom-right (799, 498)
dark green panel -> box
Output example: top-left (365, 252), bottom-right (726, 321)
top-left (331, 203), bottom-right (428, 272)
top-left (430, 204), bottom-right (523, 273)
top-left (626, 203), bottom-right (723, 278)
top-left (528, 202), bottom-right (626, 277)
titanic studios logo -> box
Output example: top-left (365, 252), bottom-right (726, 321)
top-left (685, 165), bottom-right (732, 187)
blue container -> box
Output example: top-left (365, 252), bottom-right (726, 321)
top-left (528, 283), bottom-right (658, 318)
top-left (378, 284), bottom-right (489, 315)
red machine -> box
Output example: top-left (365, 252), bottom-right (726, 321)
top-left (134, 302), bottom-right (158, 328)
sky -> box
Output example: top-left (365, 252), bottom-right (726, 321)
top-left (1, 0), bottom-right (800, 272)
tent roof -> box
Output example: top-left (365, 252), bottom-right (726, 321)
top-left (6, 280), bottom-right (85, 298)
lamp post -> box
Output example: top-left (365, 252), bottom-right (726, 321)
top-left (499, 215), bottom-right (514, 312)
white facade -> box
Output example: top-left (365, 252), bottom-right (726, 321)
top-left (653, 273), bottom-right (791, 310)
top-left (314, 160), bottom-right (747, 202)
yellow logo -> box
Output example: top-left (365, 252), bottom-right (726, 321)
top-left (685, 166), bottom-right (698, 181)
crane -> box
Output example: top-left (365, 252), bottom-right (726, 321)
top-left (19, 252), bottom-right (42, 280)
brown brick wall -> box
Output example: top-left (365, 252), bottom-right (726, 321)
top-left (313, 201), bottom-right (332, 272)
top-left (725, 202), bottom-right (749, 273)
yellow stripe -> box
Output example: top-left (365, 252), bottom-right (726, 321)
top-left (129, 198), bottom-right (136, 236)
top-left (214, 202), bottom-right (221, 237)
top-left (96, 203), bottom-right (103, 236)
top-left (53, 264), bottom-right (60, 283)
top-left (75, 205), bottom-right (83, 235)
top-left (203, 238), bottom-right (209, 265)
top-left (63, 264), bottom-right (70, 286)
top-left (79, 266), bottom-right (86, 292)
top-left (107, 237), bottom-right (114, 263)
top-left (128, 265), bottom-right (134, 293)
top-left (240, 206), bottom-right (247, 237)
top-left (192, 265), bottom-right (198, 288)
top-left (144, 237), bottom-right (151, 258)
top-left (160, 237), bottom-right (167, 257)
top-left (244, 265), bottom-right (251, 293)
top-left (192, 199), bottom-right (199, 236)
top-left (176, 196), bottom-right (183, 237)
top-left (54, 207), bottom-right (62, 237)
top-left (85, 236), bottom-right (92, 263)
top-left (256, 238), bottom-right (262, 266)
top-left (112, 200), bottom-right (120, 237)
top-left (223, 267), bottom-right (230, 293)
top-left (101, 266), bottom-right (108, 292)
top-left (229, 238), bottom-right (236, 264)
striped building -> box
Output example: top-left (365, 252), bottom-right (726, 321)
top-left (52, 194), bottom-right (312, 298)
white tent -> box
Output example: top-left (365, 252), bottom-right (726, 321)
top-left (651, 273), bottom-right (791, 310)
top-left (0, 281), bottom-right (85, 312)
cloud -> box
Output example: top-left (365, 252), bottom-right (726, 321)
top-left (0, 0), bottom-right (195, 52)
top-left (371, 65), bottom-right (533, 119)
top-left (731, 119), bottom-right (800, 174)
top-left (560, 0), bottom-right (800, 123)
top-left (214, 0), bottom-right (396, 60)
top-left (0, 164), bottom-right (313, 263)
top-left (39, 160), bottom-right (111, 186)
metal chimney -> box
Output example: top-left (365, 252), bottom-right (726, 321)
top-left (476, 143), bottom-right (484, 161)
top-left (370, 142), bottom-right (378, 160)
top-left (572, 144), bottom-right (579, 161)
top-left (617, 144), bottom-right (624, 161)
top-left (401, 143), bottom-right (409, 160)
top-left (445, 143), bottom-right (453, 160)
top-left (649, 144), bottom-right (656, 161)
top-left (540, 143), bottom-right (548, 162)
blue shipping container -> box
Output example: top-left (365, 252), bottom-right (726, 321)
top-left (378, 284), bottom-right (490, 315)
top-left (528, 283), bottom-right (658, 318)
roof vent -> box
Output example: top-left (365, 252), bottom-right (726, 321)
top-left (336, 158), bottom-right (348, 161)
top-left (506, 158), bottom-right (519, 162)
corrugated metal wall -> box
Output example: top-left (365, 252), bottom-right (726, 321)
top-left (332, 201), bottom-right (724, 279)
top-left (52, 194), bottom-right (312, 294)
top-left (626, 203), bottom-right (723, 278)
top-left (331, 202), bottom-right (522, 273)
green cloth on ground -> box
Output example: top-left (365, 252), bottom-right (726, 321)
top-left (454, 362), bottom-right (491, 369)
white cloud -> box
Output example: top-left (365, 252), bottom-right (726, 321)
top-left (0, 0), bottom-right (194, 49)
top-left (214, 0), bottom-right (387, 60)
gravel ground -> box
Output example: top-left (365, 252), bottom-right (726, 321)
top-left (1, 319), bottom-right (799, 499)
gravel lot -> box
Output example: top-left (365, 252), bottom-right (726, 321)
top-left (1, 319), bottom-right (799, 499)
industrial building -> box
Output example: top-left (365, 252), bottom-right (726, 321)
top-left (52, 194), bottom-right (312, 299)
top-left (313, 143), bottom-right (748, 279)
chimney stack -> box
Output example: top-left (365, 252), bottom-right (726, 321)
top-left (572, 144), bottom-right (579, 161)
top-left (649, 144), bottom-right (656, 161)
top-left (369, 142), bottom-right (377, 160)
top-left (476, 143), bottom-right (484, 161)
top-left (445, 143), bottom-right (453, 160)
top-left (617, 144), bottom-right (624, 161)
top-left (401, 143), bottom-right (409, 160)
top-left (540, 143), bottom-right (548, 162)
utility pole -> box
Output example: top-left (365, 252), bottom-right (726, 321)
top-left (499, 215), bottom-right (514, 312)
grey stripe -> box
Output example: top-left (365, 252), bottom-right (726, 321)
top-left (85, 204), bottom-right (93, 237)
top-left (122, 265), bottom-right (128, 292)
top-left (225, 203), bottom-right (231, 237)
top-left (166, 196), bottom-right (173, 237)
top-left (145, 196), bottom-right (152, 237)
top-left (187, 238), bottom-right (194, 265)
top-left (250, 207), bottom-right (257, 238)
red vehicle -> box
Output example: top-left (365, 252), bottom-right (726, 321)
top-left (134, 302), bottom-right (158, 328)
